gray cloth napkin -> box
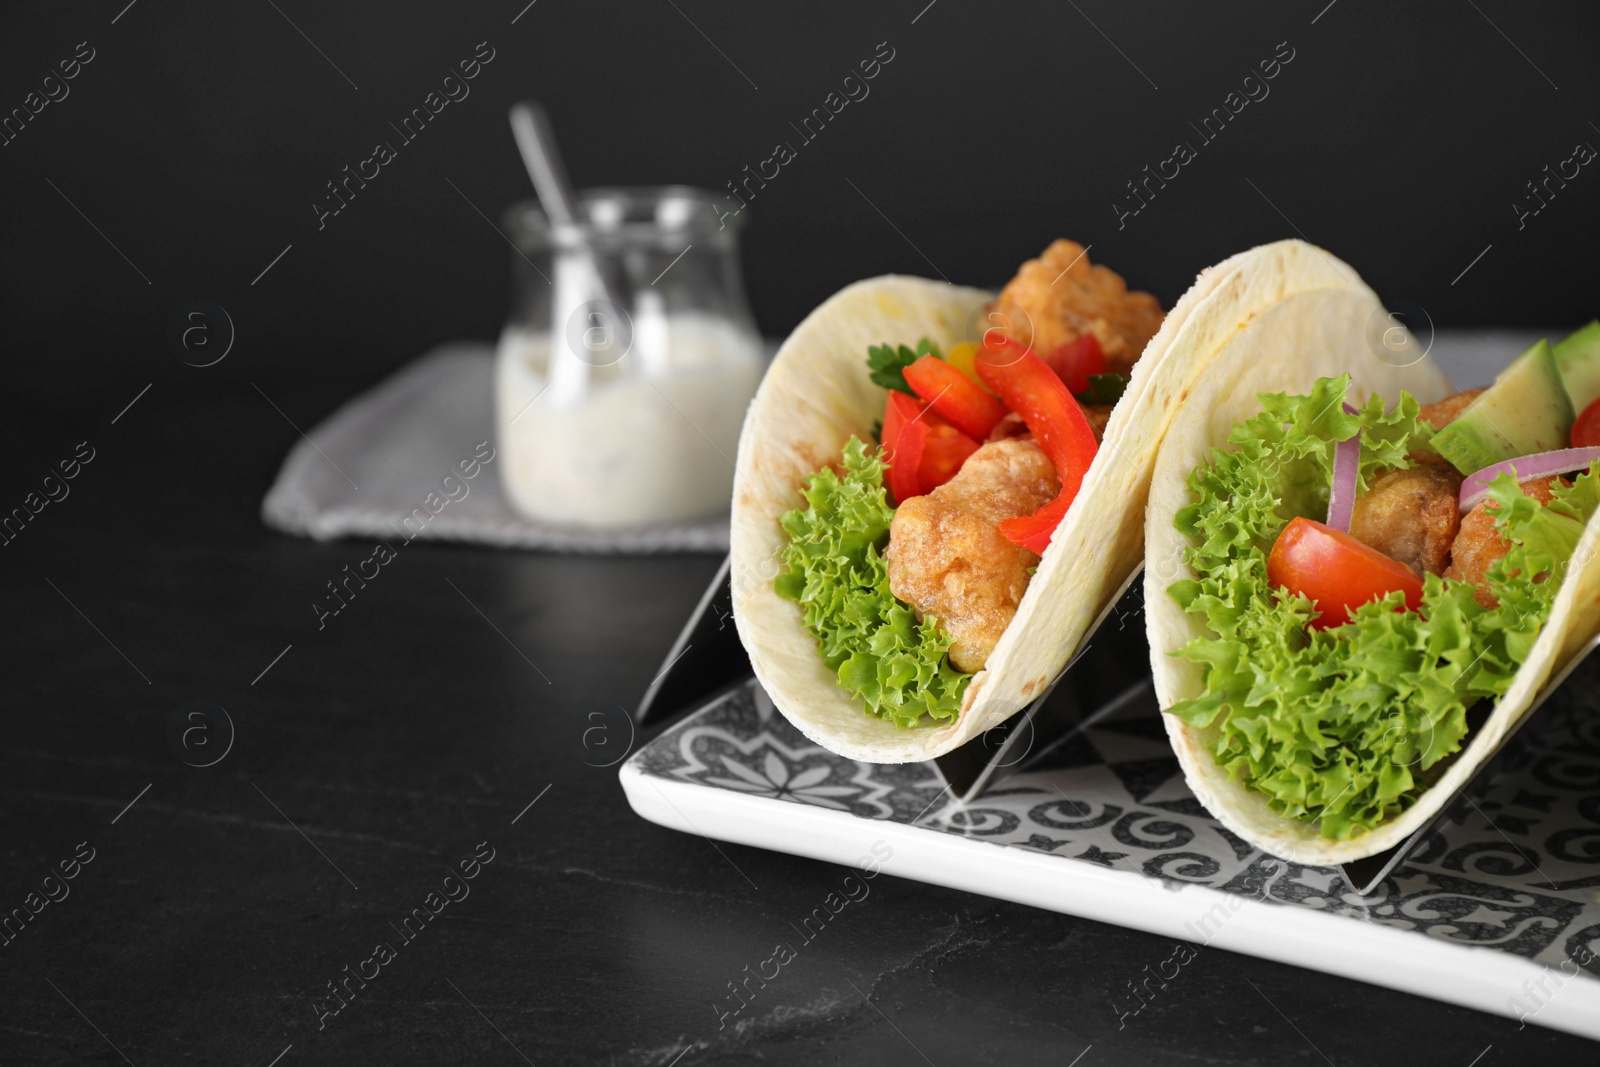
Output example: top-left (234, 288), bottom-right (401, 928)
top-left (260, 330), bottom-right (1545, 555)
top-left (261, 342), bottom-right (732, 554)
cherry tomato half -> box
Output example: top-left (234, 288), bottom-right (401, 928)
top-left (1043, 333), bottom-right (1108, 394)
top-left (1573, 396), bottom-right (1600, 448)
top-left (1267, 516), bottom-right (1423, 629)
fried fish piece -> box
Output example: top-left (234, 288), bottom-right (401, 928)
top-left (994, 239), bottom-right (1164, 375)
top-left (1350, 465), bottom-right (1464, 576)
top-left (1412, 389), bottom-right (1484, 467)
top-left (987, 403), bottom-right (1112, 444)
top-left (987, 412), bottom-right (1030, 441)
top-left (1443, 475), bottom-right (1564, 608)
top-left (886, 438), bottom-right (1060, 672)
top-left (1418, 389), bottom-right (1483, 430)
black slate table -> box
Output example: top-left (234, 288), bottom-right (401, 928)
top-left (4, 376), bottom-right (1590, 1066)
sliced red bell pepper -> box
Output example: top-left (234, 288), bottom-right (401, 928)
top-left (918, 421), bottom-right (981, 493)
top-left (902, 354), bottom-right (1008, 440)
top-left (975, 334), bottom-right (1100, 554)
top-left (881, 391), bottom-right (928, 506)
top-left (1044, 333), bottom-right (1107, 394)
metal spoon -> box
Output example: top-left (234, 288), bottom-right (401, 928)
top-left (509, 101), bottom-right (581, 232)
top-left (508, 101), bottom-right (631, 401)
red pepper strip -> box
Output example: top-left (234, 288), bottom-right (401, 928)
top-left (881, 391), bottom-right (928, 506)
top-left (902, 354), bottom-right (1009, 440)
top-left (1044, 333), bottom-right (1107, 394)
top-left (918, 421), bottom-right (981, 493)
top-left (975, 334), bottom-right (1100, 553)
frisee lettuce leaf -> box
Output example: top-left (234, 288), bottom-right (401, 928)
top-left (1167, 374), bottom-right (1600, 839)
top-left (775, 437), bottom-right (969, 727)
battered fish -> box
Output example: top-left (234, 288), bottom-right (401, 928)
top-left (994, 239), bottom-right (1164, 376)
top-left (1418, 390), bottom-right (1483, 430)
top-left (1443, 475), bottom-right (1565, 608)
top-left (1413, 389), bottom-right (1484, 467)
top-left (988, 404), bottom-right (1112, 444)
top-left (886, 438), bottom-right (1060, 672)
top-left (1350, 465), bottom-right (1464, 576)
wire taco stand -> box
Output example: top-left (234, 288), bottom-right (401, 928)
top-left (1337, 629), bottom-right (1600, 894)
top-left (634, 556), bottom-right (1600, 896)
top-left (635, 559), bottom-right (1150, 801)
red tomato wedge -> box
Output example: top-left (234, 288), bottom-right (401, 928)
top-left (1574, 396), bottom-right (1600, 448)
top-left (880, 391), bottom-right (927, 506)
top-left (1268, 516), bottom-right (1424, 629)
top-left (1043, 333), bottom-right (1107, 394)
top-left (918, 421), bottom-right (981, 493)
top-left (903, 354), bottom-right (1008, 440)
top-left (974, 334), bottom-right (1100, 554)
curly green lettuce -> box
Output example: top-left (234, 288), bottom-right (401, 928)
top-left (1167, 375), bottom-right (1600, 839)
top-left (774, 437), bottom-right (969, 727)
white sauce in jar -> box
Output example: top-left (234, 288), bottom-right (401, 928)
top-left (495, 313), bottom-right (762, 526)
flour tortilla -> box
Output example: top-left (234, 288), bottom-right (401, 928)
top-left (1144, 240), bottom-right (1600, 864)
top-left (732, 245), bottom-right (1300, 762)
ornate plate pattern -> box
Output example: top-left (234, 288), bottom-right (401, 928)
top-left (630, 661), bottom-right (1600, 982)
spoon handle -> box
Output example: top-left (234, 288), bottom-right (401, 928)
top-left (509, 102), bottom-right (581, 228)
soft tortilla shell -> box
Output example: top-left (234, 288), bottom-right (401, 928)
top-left (1144, 241), bottom-right (1600, 863)
top-left (731, 253), bottom-right (1244, 762)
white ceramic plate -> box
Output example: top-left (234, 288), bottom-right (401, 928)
top-left (622, 672), bottom-right (1600, 1040)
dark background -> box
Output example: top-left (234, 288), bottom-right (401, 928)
top-left (2, 1), bottom-right (1598, 1064)
top-left (4, 0), bottom-right (1599, 403)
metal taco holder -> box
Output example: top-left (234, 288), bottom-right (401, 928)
top-left (633, 558), bottom-right (1153, 801)
top-left (633, 556), bottom-right (1600, 897)
top-left (1337, 630), bottom-right (1600, 894)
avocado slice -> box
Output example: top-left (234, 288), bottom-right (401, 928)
top-left (1432, 338), bottom-right (1574, 475)
top-left (1553, 320), bottom-right (1600, 415)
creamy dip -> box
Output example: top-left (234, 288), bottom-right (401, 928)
top-left (495, 312), bottom-right (762, 526)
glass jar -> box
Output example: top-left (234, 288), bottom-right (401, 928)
top-left (494, 187), bottom-right (764, 527)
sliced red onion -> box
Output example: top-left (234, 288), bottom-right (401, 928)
top-left (1459, 447), bottom-right (1600, 511)
top-left (1325, 402), bottom-right (1362, 532)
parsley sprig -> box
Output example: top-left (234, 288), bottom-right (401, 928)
top-left (866, 339), bottom-right (941, 395)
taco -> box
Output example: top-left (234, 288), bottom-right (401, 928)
top-left (732, 239), bottom-right (1354, 762)
top-left (1145, 240), bottom-right (1600, 863)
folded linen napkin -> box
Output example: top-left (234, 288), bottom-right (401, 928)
top-left (261, 342), bottom-right (731, 554)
